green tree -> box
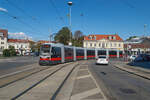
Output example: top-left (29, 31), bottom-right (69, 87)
top-left (54, 27), bottom-right (72, 45)
top-left (9, 45), bottom-right (16, 56)
top-left (29, 41), bottom-right (36, 52)
top-left (72, 36), bottom-right (84, 47)
top-left (74, 30), bottom-right (83, 40)
top-left (72, 30), bottom-right (84, 47)
top-left (3, 49), bottom-right (10, 57)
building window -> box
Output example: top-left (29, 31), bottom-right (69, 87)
top-left (86, 43), bottom-right (88, 47)
top-left (102, 43), bottom-right (105, 48)
top-left (21, 45), bottom-right (23, 48)
top-left (99, 43), bottom-right (101, 47)
top-left (118, 44), bottom-right (121, 47)
top-left (110, 43), bottom-right (112, 47)
top-left (114, 43), bottom-right (117, 47)
top-left (109, 36), bottom-right (112, 40)
top-left (1, 42), bottom-right (4, 44)
top-left (113, 36), bottom-right (116, 40)
top-left (1, 37), bottom-right (4, 40)
top-left (90, 43), bottom-right (92, 47)
top-left (94, 43), bottom-right (96, 47)
top-left (106, 43), bottom-right (108, 47)
top-left (1, 46), bottom-right (4, 50)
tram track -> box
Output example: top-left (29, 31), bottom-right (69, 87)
top-left (0, 62), bottom-right (77, 100)
top-left (0, 66), bottom-right (49, 88)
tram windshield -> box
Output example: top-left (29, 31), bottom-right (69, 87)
top-left (41, 45), bottom-right (51, 53)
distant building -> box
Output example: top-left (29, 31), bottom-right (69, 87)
top-left (83, 34), bottom-right (124, 50)
top-left (37, 40), bottom-right (57, 44)
top-left (124, 37), bottom-right (150, 55)
top-left (0, 29), bottom-right (8, 55)
top-left (7, 39), bottom-right (31, 55)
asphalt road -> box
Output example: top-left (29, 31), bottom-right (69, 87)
top-left (0, 56), bottom-right (39, 76)
top-left (88, 60), bottom-right (150, 100)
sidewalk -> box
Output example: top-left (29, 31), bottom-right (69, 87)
top-left (56, 61), bottom-right (107, 100)
top-left (113, 61), bottom-right (150, 80)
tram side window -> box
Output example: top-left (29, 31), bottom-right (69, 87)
top-left (65, 47), bottom-right (73, 57)
top-left (76, 49), bottom-right (84, 56)
top-left (51, 47), bottom-right (61, 58)
top-left (87, 50), bottom-right (95, 56)
top-left (98, 50), bottom-right (106, 55)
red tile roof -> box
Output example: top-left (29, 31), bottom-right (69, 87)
top-left (8, 39), bottom-right (29, 43)
top-left (84, 34), bottom-right (123, 41)
top-left (0, 29), bottom-right (8, 38)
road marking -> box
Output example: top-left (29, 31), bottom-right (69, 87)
top-left (70, 88), bottom-right (103, 100)
top-left (0, 64), bottom-right (38, 79)
top-left (76, 75), bottom-right (91, 80)
top-left (87, 68), bottom-right (107, 100)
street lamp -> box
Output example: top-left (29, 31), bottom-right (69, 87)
top-left (0, 7), bottom-right (8, 12)
top-left (67, 1), bottom-right (73, 46)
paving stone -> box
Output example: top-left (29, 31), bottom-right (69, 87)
top-left (71, 77), bottom-right (97, 95)
top-left (77, 70), bottom-right (89, 77)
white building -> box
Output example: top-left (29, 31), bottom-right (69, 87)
top-left (83, 34), bottom-right (124, 50)
top-left (7, 39), bottom-right (31, 55)
top-left (0, 29), bottom-right (8, 55)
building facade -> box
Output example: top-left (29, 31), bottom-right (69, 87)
top-left (83, 34), bottom-right (124, 50)
top-left (0, 29), bottom-right (8, 55)
top-left (7, 39), bottom-right (31, 55)
top-left (124, 37), bottom-right (150, 55)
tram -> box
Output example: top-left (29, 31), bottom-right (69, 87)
top-left (39, 43), bottom-right (123, 65)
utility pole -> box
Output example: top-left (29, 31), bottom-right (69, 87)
top-left (49, 29), bottom-right (52, 43)
top-left (68, 1), bottom-right (73, 46)
top-left (144, 24), bottom-right (147, 37)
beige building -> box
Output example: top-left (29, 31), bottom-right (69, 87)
top-left (83, 34), bottom-right (124, 50)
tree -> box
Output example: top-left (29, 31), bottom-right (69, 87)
top-left (54, 27), bottom-right (72, 45)
top-left (29, 41), bottom-right (36, 52)
top-left (9, 45), bottom-right (16, 56)
top-left (72, 30), bottom-right (84, 47)
top-left (74, 30), bottom-right (83, 40)
top-left (3, 49), bottom-right (10, 57)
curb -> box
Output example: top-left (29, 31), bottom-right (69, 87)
top-left (113, 64), bottom-right (150, 80)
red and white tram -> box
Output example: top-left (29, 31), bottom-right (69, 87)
top-left (39, 43), bottom-right (123, 65)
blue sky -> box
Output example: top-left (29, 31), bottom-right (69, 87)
top-left (0, 0), bottom-right (150, 40)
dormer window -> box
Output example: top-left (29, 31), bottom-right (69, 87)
top-left (109, 36), bottom-right (112, 40)
top-left (88, 36), bottom-right (92, 40)
top-left (113, 36), bottom-right (116, 40)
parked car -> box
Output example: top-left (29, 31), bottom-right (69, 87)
top-left (24, 52), bottom-right (30, 56)
top-left (134, 54), bottom-right (146, 62)
top-left (129, 55), bottom-right (137, 61)
top-left (30, 52), bottom-right (35, 56)
top-left (96, 55), bottom-right (109, 65)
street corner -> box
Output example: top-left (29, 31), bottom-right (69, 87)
top-left (70, 64), bottom-right (107, 100)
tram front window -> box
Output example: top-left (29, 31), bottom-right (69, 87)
top-left (41, 45), bottom-right (50, 53)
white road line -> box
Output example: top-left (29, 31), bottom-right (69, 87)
top-left (76, 75), bottom-right (91, 80)
top-left (70, 88), bottom-right (102, 100)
